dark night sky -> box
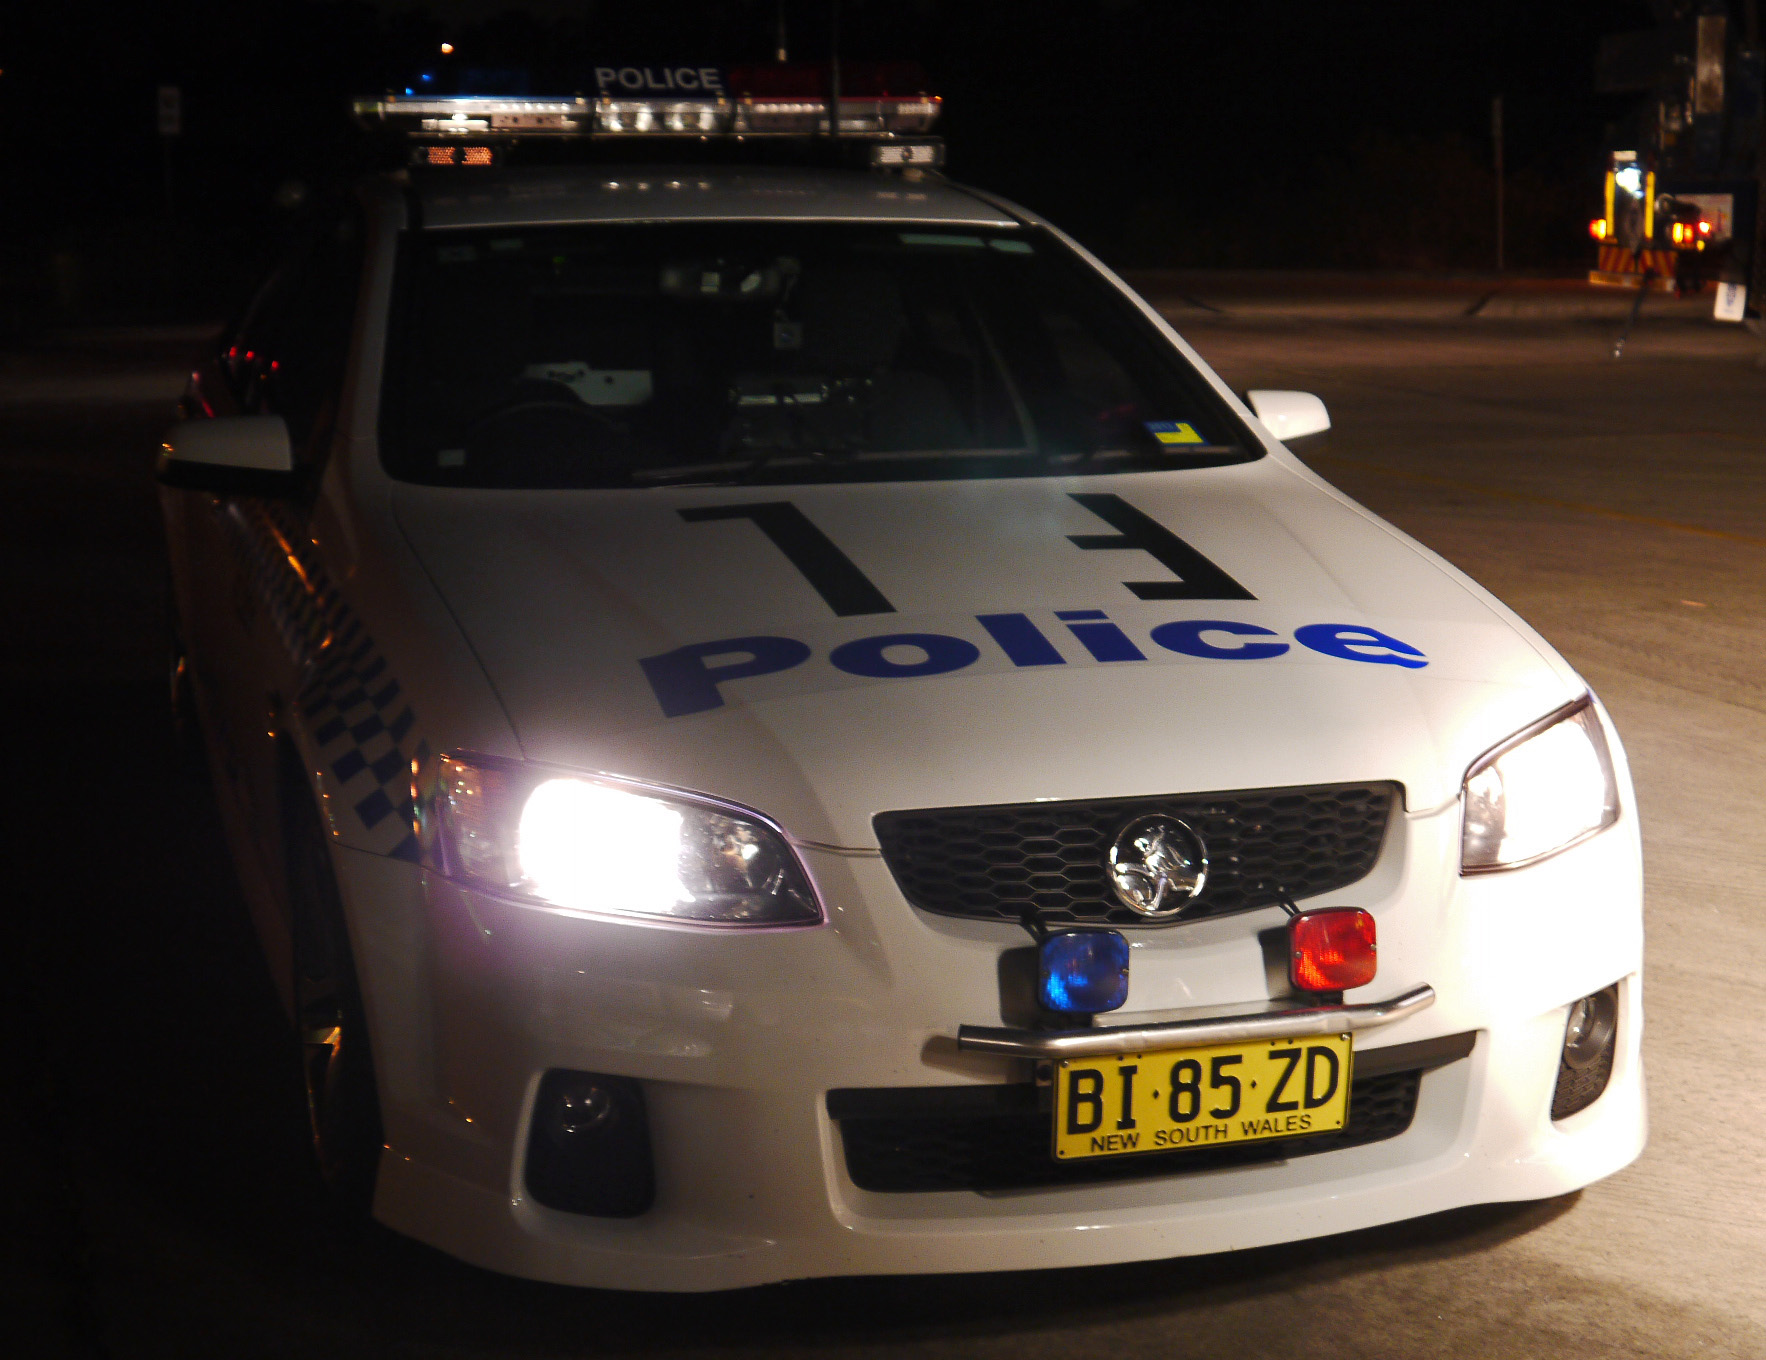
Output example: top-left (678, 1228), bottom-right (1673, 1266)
top-left (2, 0), bottom-right (1655, 320)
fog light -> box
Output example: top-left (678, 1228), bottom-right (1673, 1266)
top-left (1289, 908), bottom-right (1377, 992)
top-left (1562, 988), bottom-right (1617, 1069)
top-left (1552, 984), bottom-right (1619, 1119)
top-left (525, 1070), bottom-right (654, 1216)
top-left (1038, 930), bottom-right (1130, 1014)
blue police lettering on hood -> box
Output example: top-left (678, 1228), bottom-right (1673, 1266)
top-left (1056, 610), bottom-right (1147, 662)
top-left (830, 633), bottom-right (982, 679)
top-left (640, 636), bottom-right (811, 719)
top-left (637, 613), bottom-right (1429, 718)
top-left (1294, 624), bottom-right (1428, 668)
top-left (1152, 620), bottom-right (1288, 660)
top-left (976, 613), bottom-right (1066, 667)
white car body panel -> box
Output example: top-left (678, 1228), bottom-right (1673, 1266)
top-left (417, 167), bottom-right (1021, 231)
top-left (161, 166), bottom-right (1646, 1291)
top-left (389, 468), bottom-right (1576, 839)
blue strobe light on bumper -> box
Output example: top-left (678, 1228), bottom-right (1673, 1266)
top-left (1038, 930), bottom-right (1131, 1014)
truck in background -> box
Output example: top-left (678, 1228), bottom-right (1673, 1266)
top-left (1590, 1), bottom-right (1763, 316)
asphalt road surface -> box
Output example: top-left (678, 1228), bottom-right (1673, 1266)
top-left (5, 289), bottom-right (1763, 1359)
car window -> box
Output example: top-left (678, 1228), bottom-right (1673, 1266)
top-left (379, 222), bottom-right (1258, 488)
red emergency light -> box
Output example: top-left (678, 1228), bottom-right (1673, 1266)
top-left (1288, 908), bottom-right (1377, 993)
top-left (726, 61), bottom-right (940, 135)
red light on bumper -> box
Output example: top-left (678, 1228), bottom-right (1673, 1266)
top-left (1289, 908), bottom-right (1377, 992)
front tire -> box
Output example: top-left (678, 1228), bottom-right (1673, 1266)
top-left (284, 775), bottom-right (383, 1222)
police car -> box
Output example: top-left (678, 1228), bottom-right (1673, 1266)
top-left (158, 67), bottom-right (1644, 1291)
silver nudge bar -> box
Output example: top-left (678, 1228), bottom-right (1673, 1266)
top-left (955, 984), bottom-right (1436, 1060)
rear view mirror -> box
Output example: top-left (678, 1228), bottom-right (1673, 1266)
top-left (1245, 390), bottom-right (1331, 443)
top-left (157, 415), bottom-right (298, 495)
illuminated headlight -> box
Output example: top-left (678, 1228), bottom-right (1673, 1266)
top-left (1461, 698), bottom-right (1619, 872)
top-left (420, 754), bottom-right (821, 926)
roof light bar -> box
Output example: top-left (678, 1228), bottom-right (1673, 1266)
top-left (600, 98), bottom-right (728, 134)
top-left (353, 63), bottom-right (942, 160)
top-left (357, 93), bottom-right (939, 140)
top-left (354, 96), bottom-right (592, 137)
top-left (731, 95), bottom-right (941, 135)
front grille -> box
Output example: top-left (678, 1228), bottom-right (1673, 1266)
top-left (1550, 1048), bottom-right (1613, 1121)
top-left (835, 1067), bottom-right (1423, 1194)
top-left (873, 782), bottom-right (1398, 927)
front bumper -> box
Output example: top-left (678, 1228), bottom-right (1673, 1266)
top-left (955, 983), bottom-right (1436, 1058)
top-left (333, 794), bottom-right (1646, 1292)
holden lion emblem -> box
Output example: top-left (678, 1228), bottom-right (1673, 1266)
top-left (1107, 815), bottom-right (1208, 918)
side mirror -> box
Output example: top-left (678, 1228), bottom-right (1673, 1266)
top-left (1245, 390), bottom-right (1331, 443)
top-left (157, 415), bottom-right (298, 495)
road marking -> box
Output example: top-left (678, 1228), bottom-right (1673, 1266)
top-left (1310, 453), bottom-right (1766, 548)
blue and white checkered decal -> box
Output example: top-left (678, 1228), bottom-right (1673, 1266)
top-left (222, 500), bottom-right (427, 861)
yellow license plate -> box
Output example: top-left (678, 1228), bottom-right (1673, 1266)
top-left (1052, 1033), bottom-right (1354, 1161)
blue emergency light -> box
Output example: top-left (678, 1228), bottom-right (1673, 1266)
top-left (1038, 930), bottom-right (1131, 1014)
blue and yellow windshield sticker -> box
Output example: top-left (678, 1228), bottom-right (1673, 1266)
top-left (1145, 421), bottom-right (1205, 446)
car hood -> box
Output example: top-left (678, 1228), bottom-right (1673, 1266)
top-left (391, 463), bottom-right (1580, 848)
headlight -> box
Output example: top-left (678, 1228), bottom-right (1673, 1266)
top-left (1461, 697), bottom-right (1619, 873)
top-left (419, 754), bottom-right (821, 926)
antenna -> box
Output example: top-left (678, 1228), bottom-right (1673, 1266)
top-left (827, 0), bottom-right (841, 140)
top-left (775, 0), bottom-right (788, 62)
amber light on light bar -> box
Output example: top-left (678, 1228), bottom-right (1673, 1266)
top-left (421, 144), bottom-right (495, 166)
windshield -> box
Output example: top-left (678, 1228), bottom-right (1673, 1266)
top-left (379, 220), bottom-right (1258, 487)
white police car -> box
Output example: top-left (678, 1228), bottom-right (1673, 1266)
top-left (159, 72), bottom-right (1644, 1290)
